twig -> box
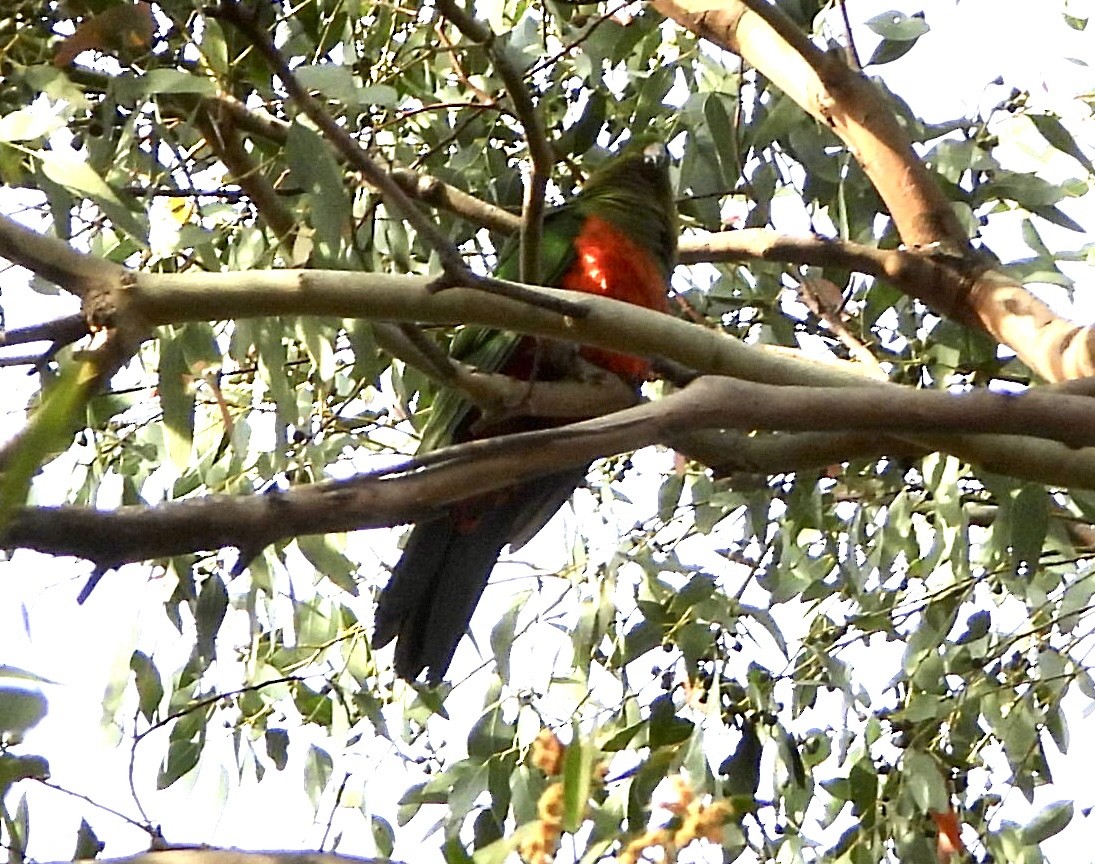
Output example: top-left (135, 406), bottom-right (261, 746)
top-left (425, 270), bottom-right (589, 317)
top-left (525, 1), bottom-right (634, 78)
top-left (435, 0), bottom-right (553, 284)
top-left (373, 322), bottom-right (457, 383)
top-left (194, 102), bottom-right (298, 257)
top-left (213, 3), bottom-right (458, 264)
top-left (1, 313), bottom-right (88, 348)
top-left (389, 169), bottom-right (520, 234)
top-left (374, 321), bottom-right (637, 419)
top-left (835, 0), bottom-right (862, 71)
top-left (35, 778), bottom-right (155, 837)
top-left (797, 276), bottom-right (883, 374)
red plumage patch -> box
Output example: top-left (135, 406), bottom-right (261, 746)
top-left (559, 215), bottom-right (669, 380)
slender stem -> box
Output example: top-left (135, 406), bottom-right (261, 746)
top-left (435, 0), bottom-right (553, 284)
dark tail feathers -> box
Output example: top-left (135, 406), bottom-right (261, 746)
top-left (373, 470), bottom-right (586, 683)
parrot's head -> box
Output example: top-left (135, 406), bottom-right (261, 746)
top-left (583, 136), bottom-right (673, 202)
top-left (579, 135), bottom-right (678, 274)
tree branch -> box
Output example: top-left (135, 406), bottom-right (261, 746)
top-left (10, 375), bottom-right (1095, 566)
top-left (652, 0), bottom-right (1095, 383)
top-left (434, 0), bottom-right (553, 284)
top-left (117, 267), bottom-right (875, 389)
top-left (374, 320), bottom-right (639, 419)
top-left (0, 213), bottom-right (122, 299)
top-left (1, 314), bottom-right (88, 349)
top-left (194, 102), bottom-right (298, 257)
top-left (389, 169), bottom-right (520, 234)
top-left (655, 0), bottom-right (966, 249)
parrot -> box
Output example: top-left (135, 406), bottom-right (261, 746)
top-left (373, 137), bottom-right (678, 683)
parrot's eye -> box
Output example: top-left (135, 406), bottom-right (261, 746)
top-left (642, 142), bottom-right (669, 168)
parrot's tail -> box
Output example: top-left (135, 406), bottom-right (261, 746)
top-left (373, 512), bottom-right (509, 683)
top-left (373, 470), bottom-right (586, 683)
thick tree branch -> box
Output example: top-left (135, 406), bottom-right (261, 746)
top-left (679, 228), bottom-right (971, 320)
top-left (0, 213), bottom-right (121, 298)
top-left (0, 212), bottom-right (888, 389)
top-left (10, 375), bottom-right (1095, 566)
top-left (669, 428), bottom-right (926, 476)
top-left (1, 314), bottom-right (88, 349)
top-left (116, 268), bottom-right (876, 389)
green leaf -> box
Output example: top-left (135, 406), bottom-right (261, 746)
top-left (195, 573), bottom-right (228, 664)
top-left (1028, 113), bottom-right (1095, 174)
top-left (627, 746), bottom-right (678, 830)
top-left (648, 693), bottom-right (693, 748)
top-left (489, 592), bottom-right (528, 684)
top-left (471, 825), bottom-right (528, 864)
top-left (740, 603), bottom-right (789, 658)
top-left (0, 754), bottom-right (49, 795)
top-left (285, 122), bottom-right (354, 266)
top-left (557, 91), bottom-right (606, 158)
top-left (112, 69), bottom-right (216, 99)
top-left (72, 818), bottom-right (104, 860)
top-left (562, 725), bottom-right (596, 833)
top-left (901, 749), bottom-right (948, 813)
top-left (0, 109), bottom-right (62, 142)
top-left (38, 148), bottom-right (123, 205)
top-left (0, 666), bottom-right (58, 686)
top-left (294, 65), bottom-right (361, 104)
top-left (1021, 800), bottom-right (1073, 845)
top-left (158, 716), bottom-right (205, 789)
top-left (657, 473), bottom-right (685, 522)
top-left (467, 704), bottom-right (515, 762)
top-left (294, 684), bottom-right (333, 727)
top-left (303, 744), bottom-right (334, 808)
top-left (297, 534), bottom-right (358, 595)
top-left (1010, 485), bottom-right (1049, 574)
top-left (158, 327), bottom-right (197, 472)
top-left (719, 718), bottom-right (762, 798)
top-left (866, 37), bottom-right (918, 66)
top-left (0, 356), bottom-right (99, 527)
top-left (265, 728), bottom-right (289, 771)
top-left (129, 651), bottom-right (163, 723)
top-left (865, 10), bottom-right (930, 40)
top-left (371, 815), bottom-right (395, 858)
top-left (0, 688), bottom-right (47, 735)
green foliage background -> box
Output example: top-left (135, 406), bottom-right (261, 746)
top-left (0, 1), bottom-right (1093, 862)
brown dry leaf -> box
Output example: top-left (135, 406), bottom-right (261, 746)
top-left (800, 276), bottom-right (847, 319)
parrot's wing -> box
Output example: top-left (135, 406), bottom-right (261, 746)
top-left (417, 206), bottom-right (585, 454)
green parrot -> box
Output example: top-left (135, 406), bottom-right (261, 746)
top-left (374, 137), bottom-right (678, 683)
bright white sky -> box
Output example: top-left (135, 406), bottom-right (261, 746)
top-left (1, 1), bottom-right (1094, 861)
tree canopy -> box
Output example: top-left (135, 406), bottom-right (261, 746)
top-left (0, 1), bottom-right (1094, 862)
